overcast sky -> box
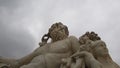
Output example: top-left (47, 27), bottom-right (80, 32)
top-left (0, 0), bottom-right (120, 65)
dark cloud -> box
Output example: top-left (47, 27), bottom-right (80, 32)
top-left (0, 0), bottom-right (36, 58)
top-left (0, 22), bottom-right (35, 58)
top-left (0, 0), bottom-right (19, 9)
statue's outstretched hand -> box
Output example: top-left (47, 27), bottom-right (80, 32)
top-left (71, 51), bottom-right (93, 59)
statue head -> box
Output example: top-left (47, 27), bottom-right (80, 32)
top-left (48, 22), bottom-right (69, 42)
top-left (79, 35), bottom-right (90, 45)
top-left (79, 32), bottom-right (108, 56)
top-left (90, 40), bottom-right (109, 57)
top-left (79, 31), bottom-right (101, 45)
top-left (79, 32), bottom-right (109, 57)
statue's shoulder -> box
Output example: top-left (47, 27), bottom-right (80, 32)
top-left (68, 35), bottom-right (78, 41)
top-left (91, 40), bottom-right (106, 47)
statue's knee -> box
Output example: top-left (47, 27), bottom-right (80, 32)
top-left (20, 64), bottom-right (34, 68)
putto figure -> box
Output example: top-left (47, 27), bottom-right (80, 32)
top-left (62, 32), bottom-right (120, 68)
top-left (0, 22), bottom-right (81, 68)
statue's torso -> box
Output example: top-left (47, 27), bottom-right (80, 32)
top-left (32, 37), bottom-right (74, 68)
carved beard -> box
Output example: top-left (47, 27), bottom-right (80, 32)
top-left (50, 30), bottom-right (68, 42)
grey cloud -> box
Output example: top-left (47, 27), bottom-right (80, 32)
top-left (0, 0), bottom-right (36, 58)
top-left (0, 22), bottom-right (35, 58)
top-left (0, 0), bottom-right (19, 9)
top-left (0, 0), bottom-right (120, 65)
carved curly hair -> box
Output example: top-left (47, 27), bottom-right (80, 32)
top-left (48, 22), bottom-right (69, 42)
top-left (79, 31), bottom-right (101, 45)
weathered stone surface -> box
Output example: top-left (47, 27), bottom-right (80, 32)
top-left (0, 23), bottom-right (120, 68)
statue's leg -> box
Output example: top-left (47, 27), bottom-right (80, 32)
top-left (20, 63), bottom-right (45, 68)
top-left (20, 55), bottom-right (46, 68)
top-left (73, 58), bottom-right (85, 68)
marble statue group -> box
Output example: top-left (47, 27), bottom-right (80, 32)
top-left (0, 22), bottom-right (120, 68)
